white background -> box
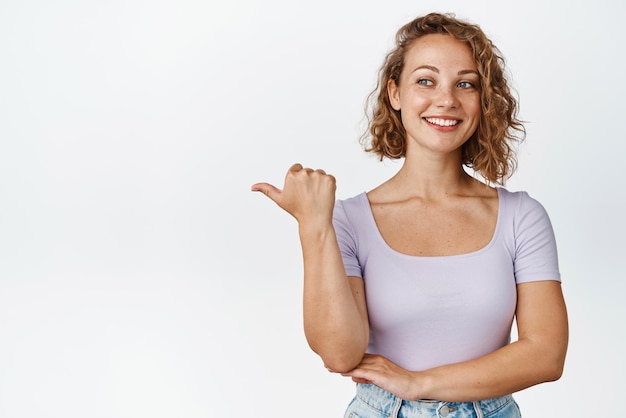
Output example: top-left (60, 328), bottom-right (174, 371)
top-left (1, 0), bottom-right (624, 416)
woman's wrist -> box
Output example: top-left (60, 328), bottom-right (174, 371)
top-left (410, 370), bottom-right (434, 401)
top-left (298, 220), bottom-right (335, 242)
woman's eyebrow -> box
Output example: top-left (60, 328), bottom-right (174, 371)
top-left (411, 66), bottom-right (479, 76)
top-left (412, 65), bottom-right (439, 73)
top-left (458, 69), bottom-right (479, 76)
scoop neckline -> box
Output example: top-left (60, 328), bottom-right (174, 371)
top-left (359, 187), bottom-right (503, 260)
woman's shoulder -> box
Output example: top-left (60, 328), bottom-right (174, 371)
top-left (497, 187), bottom-right (552, 222)
top-left (498, 187), bottom-right (545, 207)
top-left (335, 192), bottom-right (369, 213)
top-left (333, 192), bottom-right (372, 242)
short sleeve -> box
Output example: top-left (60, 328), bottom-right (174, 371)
top-left (513, 192), bottom-right (561, 284)
top-left (332, 200), bottom-right (363, 278)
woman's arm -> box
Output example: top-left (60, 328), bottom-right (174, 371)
top-left (252, 164), bottom-right (369, 372)
top-left (342, 280), bottom-right (568, 401)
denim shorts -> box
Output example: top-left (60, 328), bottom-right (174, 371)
top-left (344, 384), bottom-right (521, 418)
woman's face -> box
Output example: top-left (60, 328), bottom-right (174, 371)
top-left (388, 34), bottom-right (481, 159)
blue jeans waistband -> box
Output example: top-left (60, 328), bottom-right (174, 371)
top-left (345, 383), bottom-right (520, 418)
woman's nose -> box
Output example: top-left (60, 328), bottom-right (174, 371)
top-left (435, 86), bottom-right (458, 108)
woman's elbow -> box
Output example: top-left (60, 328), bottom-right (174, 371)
top-left (305, 331), bottom-right (368, 373)
top-left (539, 346), bottom-right (567, 383)
top-left (309, 342), bottom-right (366, 373)
top-left (544, 358), bottom-right (565, 382)
top-left (320, 352), bottom-right (363, 373)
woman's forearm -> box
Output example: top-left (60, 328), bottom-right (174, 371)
top-left (299, 222), bottom-right (368, 373)
top-left (414, 337), bottom-right (566, 402)
top-left (251, 166), bottom-right (367, 371)
top-left (415, 281), bottom-right (568, 401)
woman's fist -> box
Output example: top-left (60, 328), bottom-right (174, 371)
top-left (251, 163), bottom-right (336, 225)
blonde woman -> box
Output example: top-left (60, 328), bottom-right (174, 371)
top-left (252, 12), bottom-right (568, 418)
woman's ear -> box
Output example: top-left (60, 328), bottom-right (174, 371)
top-left (387, 79), bottom-right (401, 111)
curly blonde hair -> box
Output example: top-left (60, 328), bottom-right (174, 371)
top-left (363, 12), bottom-right (525, 184)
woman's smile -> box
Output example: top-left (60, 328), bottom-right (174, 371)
top-left (423, 116), bottom-right (462, 130)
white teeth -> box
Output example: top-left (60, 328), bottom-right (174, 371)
top-left (426, 117), bottom-right (459, 127)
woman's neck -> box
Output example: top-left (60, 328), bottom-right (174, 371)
top-left (390, 149), bottom-right (480, 198)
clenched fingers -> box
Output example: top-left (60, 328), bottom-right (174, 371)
top-left (252, 164), bottom-right (336, 222)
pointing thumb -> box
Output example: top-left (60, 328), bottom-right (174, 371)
top-left (251, 182), bottom-right (282, 203)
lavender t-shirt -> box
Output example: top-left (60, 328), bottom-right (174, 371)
top-left (332, 188), bottom-right (560, 371)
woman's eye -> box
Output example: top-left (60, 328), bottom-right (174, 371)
top-left (417, 79), bottom-right (433, 86)
top-left (457, 81), bottom-right (475, 89)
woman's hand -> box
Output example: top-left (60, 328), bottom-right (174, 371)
top-left (251, 163), bottom-right (337, 225)
top-left (339, 354), bottom-right (420, 401)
